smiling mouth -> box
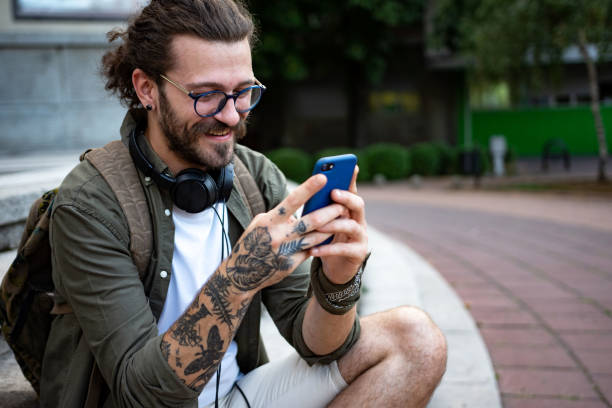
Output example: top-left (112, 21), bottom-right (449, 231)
top-left (207, 128), bottom-right (231, 137)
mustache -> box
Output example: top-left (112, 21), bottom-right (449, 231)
top-left (190, 118), bottom-right (247, 140)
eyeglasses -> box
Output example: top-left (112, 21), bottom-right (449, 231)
top-left (160, 74), bottom-right (266, 118)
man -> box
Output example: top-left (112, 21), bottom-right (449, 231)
top-left (41, 0), bottom-right (447, 406)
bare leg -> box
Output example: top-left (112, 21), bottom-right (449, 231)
top-left (330, 306), bottom-right (447, 408)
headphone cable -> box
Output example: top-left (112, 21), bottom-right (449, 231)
top-left (212, 200), bottom-right (251, 408)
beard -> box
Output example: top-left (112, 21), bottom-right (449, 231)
top-left (158, 88), bottom-right (247, 171)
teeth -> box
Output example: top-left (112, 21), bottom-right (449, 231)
top-left (209, 129), bottom-right (230, 136)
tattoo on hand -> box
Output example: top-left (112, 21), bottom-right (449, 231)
top-left (278, 207), bottom-right (286, 215)
top-left (293, 220), bottom-right (307, 235)
top-left (204, 275), bottom-right (236, 329)
top-left (227, 226), bottom-right (299, 291)
top-left (278, 237), bottom-right (307, 256)
top-left (184, 325), bottom-right (224, 391)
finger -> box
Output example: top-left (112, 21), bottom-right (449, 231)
top-left (309, 241), bottom-right (367, 259)
top-left (277, 231), bottom-right (333, 255)
top-left (330, 189), bottom-right (366, 224)
top-left (272, 174), bottom-right (327, 220)
top-left (294, 203), bottom-right (345, 236)
top-left (349, 165), bottom-right (359, 194)
top-left (315, 218), bottom-right (364, 238)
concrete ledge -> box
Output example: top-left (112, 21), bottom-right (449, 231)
top-left (0, 157), bottom-right (77, 250)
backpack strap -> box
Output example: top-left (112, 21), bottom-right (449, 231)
top-left (232, 155), bottom-right (266, 218)
top-left (83, 143), bottom-right (265, 276)
top-left (83, 141), bottom-right (152, 277)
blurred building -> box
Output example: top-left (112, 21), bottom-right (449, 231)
top-left (0, 0), bottom-right (136, 155)
top-left (1, 0), bottom-right (610, 157)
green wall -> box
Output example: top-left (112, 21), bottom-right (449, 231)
top-left (462, 106), bottom-right (612, 156)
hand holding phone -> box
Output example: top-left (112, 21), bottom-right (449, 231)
top-left (301, 154), bottom-right (357, 245)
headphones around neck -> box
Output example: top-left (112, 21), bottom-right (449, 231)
top-left (128, 122), bottom-right (234, 213)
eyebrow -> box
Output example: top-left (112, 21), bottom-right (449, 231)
top-left (185, 79), bottom-right (255, 91)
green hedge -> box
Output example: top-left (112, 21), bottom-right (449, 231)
top-left (362, 143), bottom-right (410, 180)
top-left (410, 143), bottom-right (440, 176)
top-left (266, 141), bottom-right (492, 182)
top-left (265, 148), bottom-right (313, 183)
top-left (432, 142), bottom-right (459, 175)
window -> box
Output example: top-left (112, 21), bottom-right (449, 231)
top-left (14, 0), bottom-right (146, 20)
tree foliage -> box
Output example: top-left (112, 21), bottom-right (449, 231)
top-left (432, 0), bottom-right (612, 181)
top-left (248, 0), bottom-right (424, 84)
top-left (431, 0), bottom-right (612, 97)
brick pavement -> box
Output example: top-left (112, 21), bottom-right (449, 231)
top-left (360, 183), bottom-right (612, 408)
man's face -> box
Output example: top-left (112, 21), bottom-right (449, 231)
top-left (158, 35), bottom-right (253, 171)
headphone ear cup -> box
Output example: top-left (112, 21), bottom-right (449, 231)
top-left (218, 163), bottom-right (234, 203)
top-left (173, 169), bottom-right (218, 213)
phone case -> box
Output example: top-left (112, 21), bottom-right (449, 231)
top-left (301, 154), bottom-right (357, 246)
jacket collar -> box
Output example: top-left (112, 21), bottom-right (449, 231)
top-left (120, 108), bottom-right (173, 178)
top-left (119, 109), bottom-right (253, 231)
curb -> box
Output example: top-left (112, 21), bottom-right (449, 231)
top-left (260, 226), bottom-right (502, 407)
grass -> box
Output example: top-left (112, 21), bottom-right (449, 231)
top-left (484, 180), bottom-right (612, 197)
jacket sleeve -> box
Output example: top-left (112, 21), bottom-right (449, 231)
top-left (235, 145), bottom-right (361, 365)
top-left (50, 199), bottom-right (198, 407)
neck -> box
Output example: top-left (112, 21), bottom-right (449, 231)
top-left (144, 112), bottom-right (192, 176)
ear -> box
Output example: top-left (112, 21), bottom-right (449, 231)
top-left (132, 68), bottom-right (158, 110)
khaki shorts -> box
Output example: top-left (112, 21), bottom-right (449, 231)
top-left (205, 353), bottom-right (348, 408)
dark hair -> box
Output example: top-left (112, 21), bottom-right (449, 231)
top-left (101, 0), bottom-right (256, 108)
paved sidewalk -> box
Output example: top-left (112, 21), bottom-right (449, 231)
top-left (0, 155), bottom-right (502, 407)
top-left (361, 183), bottom-right (612, 408)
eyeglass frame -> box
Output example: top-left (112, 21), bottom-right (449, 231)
top-left (159, 74), bottom-right (266, 118)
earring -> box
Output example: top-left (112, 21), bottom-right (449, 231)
top-left (146, 104), bottom-right (153, 111)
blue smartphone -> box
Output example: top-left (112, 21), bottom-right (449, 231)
top-left (301, 154), bottom-right (357, 245)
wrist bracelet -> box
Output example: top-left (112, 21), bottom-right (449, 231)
top-left (308, 253), bottom-right (371, 315)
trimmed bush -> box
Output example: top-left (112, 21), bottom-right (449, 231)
top-left (362, 143), bottom-right (410, 180)
top-left (265, 148), bottom-right (313, 183)
top-left (410, 143), bottom-right (440, 176)
top-left (431, 142), bottom-right (459, 175)
top-left (314, 147), bottom-right (371, 182)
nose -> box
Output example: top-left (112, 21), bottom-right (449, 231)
top-left (214, 97), bottom-right (241, 127)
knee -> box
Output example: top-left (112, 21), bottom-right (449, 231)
top-left (384, 306), bottom-right (447, 379)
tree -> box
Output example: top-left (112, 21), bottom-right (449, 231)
top-left (432, 0), bottom-right (611, 182)
top-left (247, 0), bottom-right (424, 148)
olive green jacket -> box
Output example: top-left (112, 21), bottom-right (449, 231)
top-left (40, 110), bottom-right (360, 407)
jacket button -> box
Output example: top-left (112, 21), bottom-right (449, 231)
top-left (160, 270), bottom-right (168, 279)
top-left (164, 209), bottom-right (171, 216)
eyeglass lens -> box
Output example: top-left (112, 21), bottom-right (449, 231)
top-left (195, 86), bottom-right (262, 116)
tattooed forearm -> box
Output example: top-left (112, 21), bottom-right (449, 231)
top-left (184, 325), bottom-right (225, 391)
top-left (227, 226), bottom-right (298, 291)
top-left (161, 339), bottom-right (171, 361)
top-left (278, 207), bottom-right (286, 215)
top-left (236, 298), bottom-right (251, 322)
top-left (175, 349), bottom-right (183, 368)
top-left (171, 299), bottom-right (211, 346)
top-left (204, 275), bottom-right (235, 329)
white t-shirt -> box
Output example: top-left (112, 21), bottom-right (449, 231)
top-left (157, 203), bottom-right (240, 407)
